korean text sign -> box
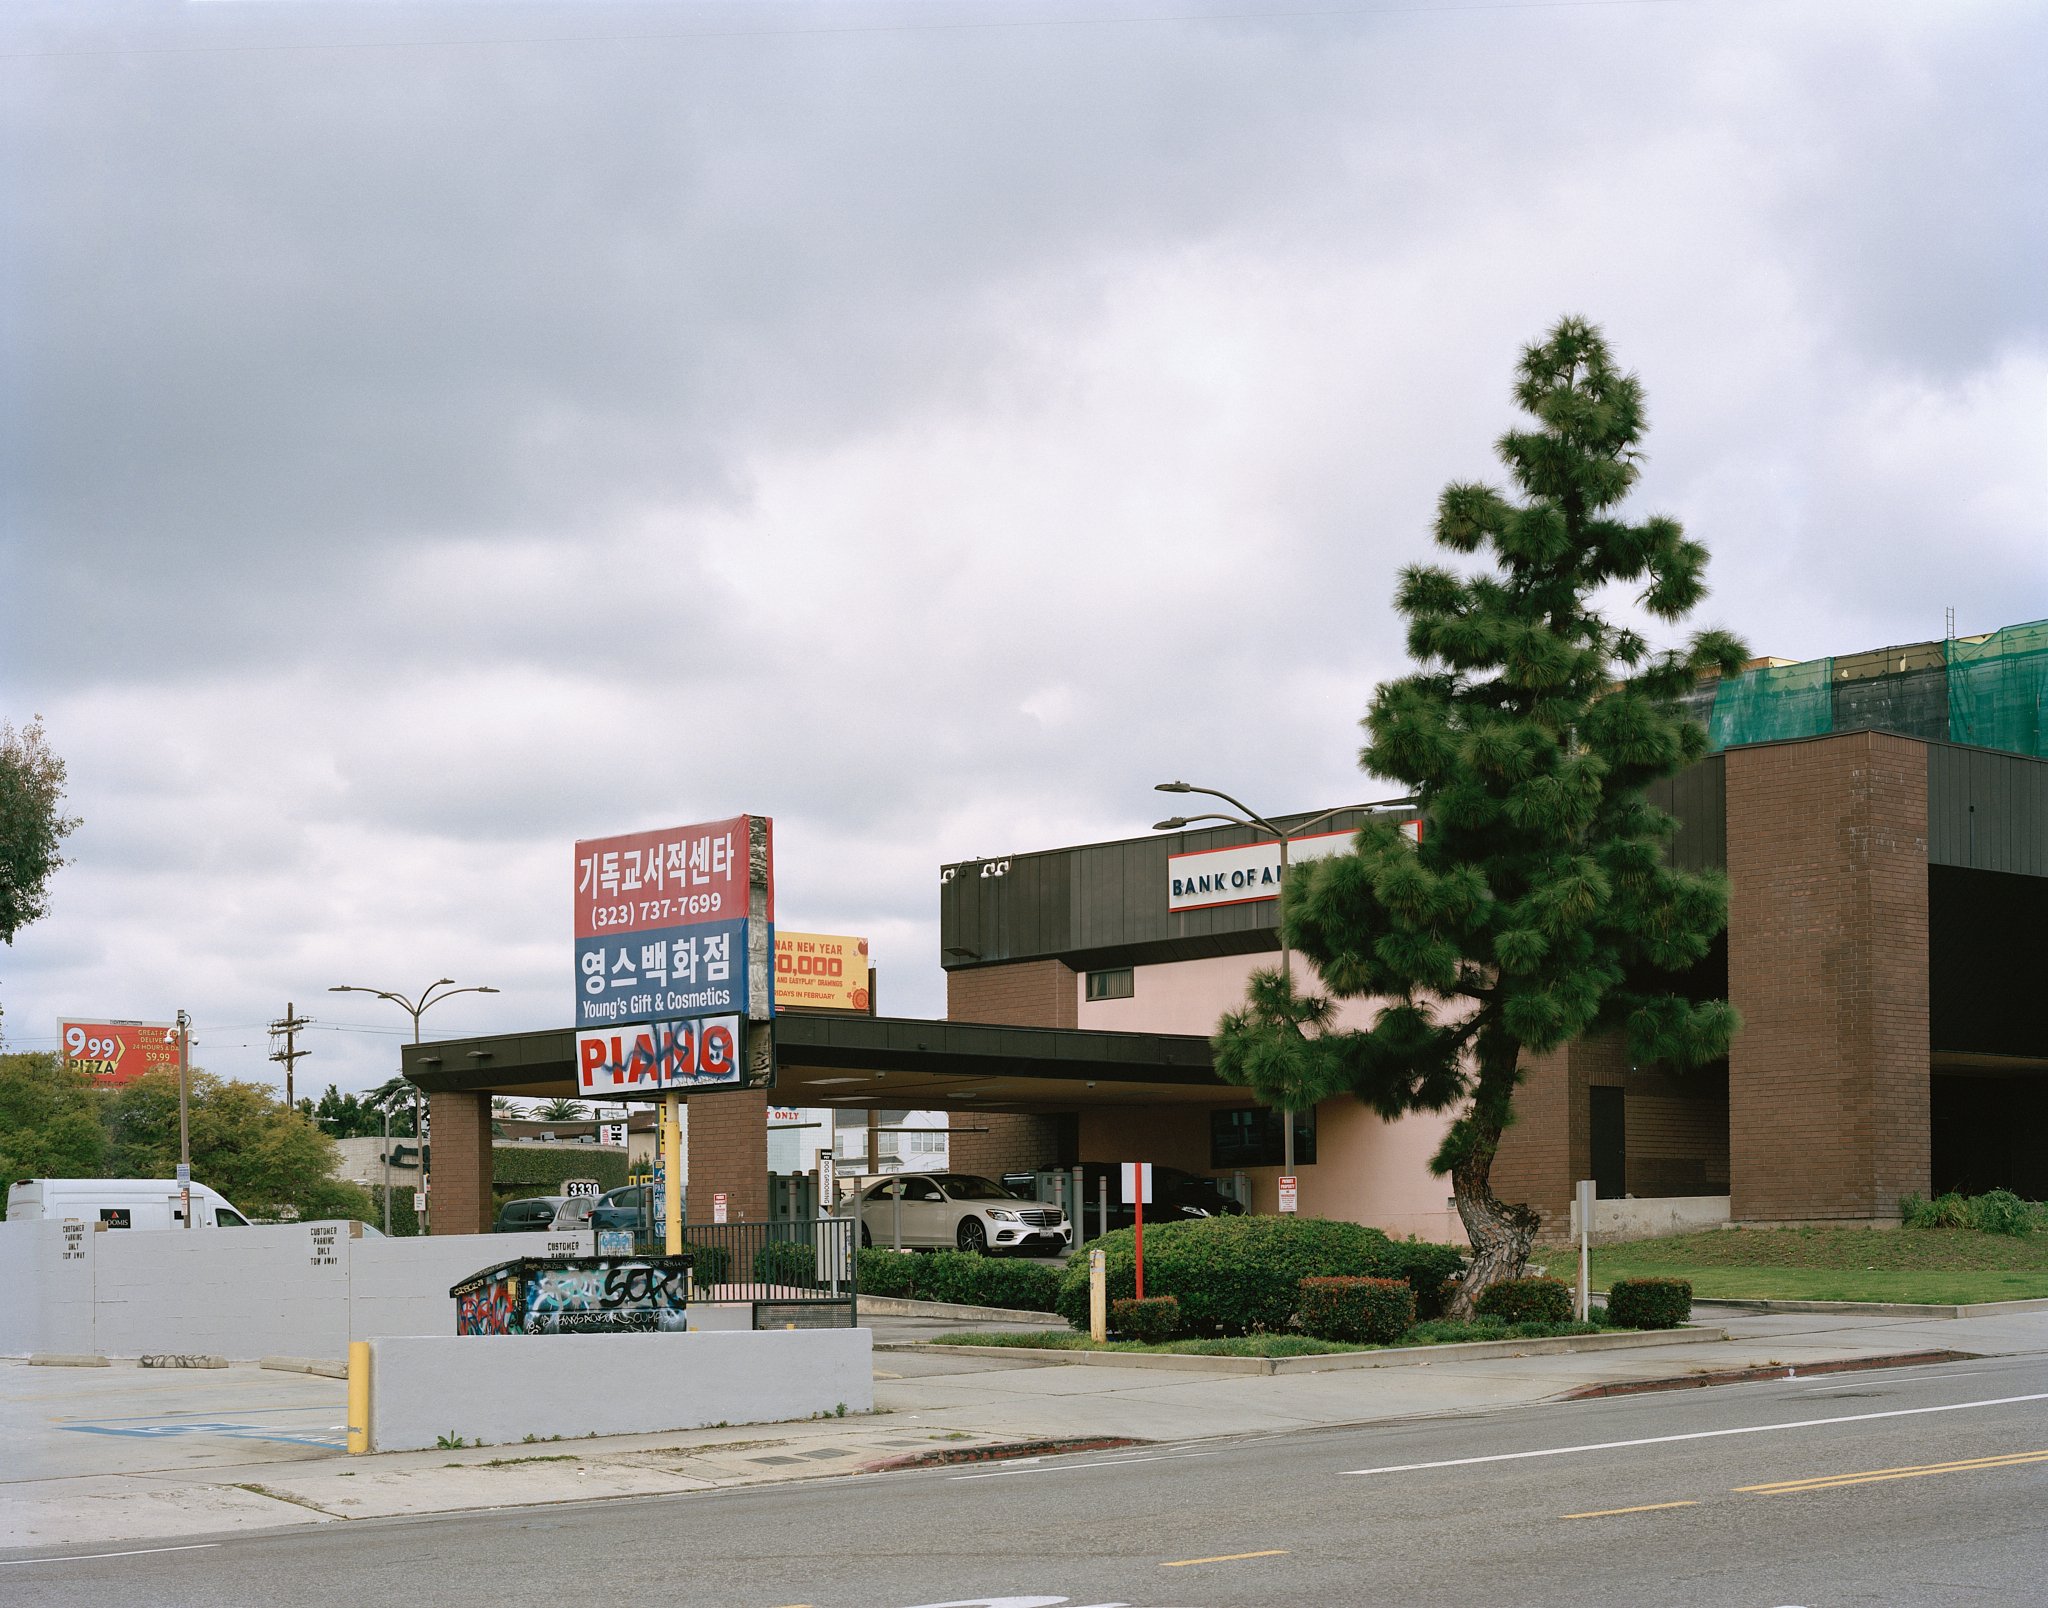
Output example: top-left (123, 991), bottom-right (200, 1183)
top-left (573, 816), bottom-right (774, 1029)
top-left (60, 1020), bottom-right (182, 1086)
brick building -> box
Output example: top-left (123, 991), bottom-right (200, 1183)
top-left (409, 621), bottom-right (2047, 1240)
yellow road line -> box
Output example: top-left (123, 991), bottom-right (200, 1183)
top-left (1160, 1549), bottom-right (1289, 1567)
top-left (1560, 1501), bottom-right (1699, 1520)
top-left (1738, 1448), bottom-right (2048, 1495)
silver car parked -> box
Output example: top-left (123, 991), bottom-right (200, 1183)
top-left (859, 1172), bottom-right (1071, 1255)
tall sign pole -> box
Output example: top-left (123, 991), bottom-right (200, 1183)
top-left (176, 1008), bottom-right (192, 1229)
top-left (662, 1093), bottom-right (683, 1256)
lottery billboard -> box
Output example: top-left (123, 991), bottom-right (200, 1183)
top-left (773, 931), bottom-right (870, 1012)
top-left (573, 815), bottom-right (776, 1032)
top-left (60, 1020), bottom-right (183, 1086)
top-left (575, 1016), bottom-right (748, 1098)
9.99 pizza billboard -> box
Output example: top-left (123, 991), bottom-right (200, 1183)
top-left (60, 1020), bottom-right (183, 1086)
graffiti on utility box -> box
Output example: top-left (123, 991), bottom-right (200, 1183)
top-left (452, 1255), bottom-right (693, 1336)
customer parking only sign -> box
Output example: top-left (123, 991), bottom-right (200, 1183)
top-left (573, 816), bottom-right (775, 1031)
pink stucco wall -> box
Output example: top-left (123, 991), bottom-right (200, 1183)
top-left (1076, 953), bottom-right (1461, 1241)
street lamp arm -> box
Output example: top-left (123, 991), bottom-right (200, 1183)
top-left (1155, 781), bottom-right (1283, 838)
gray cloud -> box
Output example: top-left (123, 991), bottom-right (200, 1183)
top-left (2, 0), bottom-right (2042, 1093)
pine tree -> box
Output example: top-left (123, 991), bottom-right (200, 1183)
top-left (1214, 317), bottom-right (1746, 1316)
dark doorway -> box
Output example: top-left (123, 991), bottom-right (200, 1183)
top-left (1591, 1087), bottom-right (1627, 1199)
top-left (1932, 1072), bottom-right (2048, 1198)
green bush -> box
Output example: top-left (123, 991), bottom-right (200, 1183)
top-left (856, 1247), bottom-right (923, 1298)
top-left (1111, 1295), bottom-right (1182, 1344)
top-left (1605, 1277), bottom-right (1692, 1329)
top-left (1375, 1240), bottom-right (1468, 1319)
top-left (1297, 1276), bottom-right (1415, 1344)
top-left (1054, 1216), bottom-right (1401, 1336)
top-left (752, 1237), bottom-right (817, 1288)
top-left (922, 1252), bottom-right (1062, 1312)
top-left (1473, 1276), bottom-right (1572, 1325)
top-left (1966, 1189), bottom-right (2037, 1237)
top-left (1899, 1189), bottom-right (2042, 1235)
top-left (681, 1241), bottom-right (731, 1289)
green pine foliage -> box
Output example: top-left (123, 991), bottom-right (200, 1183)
top-left (1213, 318), bottom-right (1744, 1306)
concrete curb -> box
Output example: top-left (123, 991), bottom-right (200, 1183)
top-left (27, 1353), bottom-right (109, 1368)
top-left (885, 1325), bottom-right (1729, 1376)
top-left (1688, 1296), bottom-right (2048, 1320)
top-left (856, 1295), bottom-right (1062, 1324)
top-left (260, 1355), bottom-right (350, 1379)
top-left (140, 1353), bottom-right (229, 1369)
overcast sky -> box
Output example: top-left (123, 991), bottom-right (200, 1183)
top-left (2, 0), bottom-right (2042, 1098)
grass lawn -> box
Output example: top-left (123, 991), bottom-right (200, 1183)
top-left (1591, 1226), bottom-right (2048, 1304)
top-left (930, 1318), bottom-right (1606, 1357)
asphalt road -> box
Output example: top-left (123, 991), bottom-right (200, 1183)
top-left (8, 1353), bottom-right (2046, 1607)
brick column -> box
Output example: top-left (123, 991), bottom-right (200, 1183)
top-left (1493, 1034), bottom-right (1632, 1236)
top-left (427, 1089), bottom-right (494, 1235)
top-left (945, 959), bottom-right (1078, 1028)
top-left (686, 1087), bottom-right (769, 1223)
top-left (1727, 731), bottom-right (1930, 1220)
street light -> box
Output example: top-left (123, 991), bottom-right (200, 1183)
top-left (1152, 781), bottom-right (1415, 1181)
top-left (328, 979), bottom-right (499, 1234)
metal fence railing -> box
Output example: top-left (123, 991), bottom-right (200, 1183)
top-left (617, 1217), bottom-right (858, 1329)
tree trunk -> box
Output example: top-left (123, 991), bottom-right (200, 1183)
top-left (1445, 1114), bottom-right (1539, 1321)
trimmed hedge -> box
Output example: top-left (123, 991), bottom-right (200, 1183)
top-left (1112, 1295), bottom-right (1182, 1344)
top-left (753, 1237), bottom-right (817, 1288)
top-left (1297, 1276), bottom-right (1415, 1344)
top-left (492, 1147), bottom-right (630, 1196)
top-left (856, 1247), bottom-right (923, 1298)
top-left (1474, 1276), bottom-right (1573, 1325)
top-left (682, 1242), bottom-right (732, 1288)
top-left (853, 1248), bottom-right (1061, 1312)
top-left (1376, 1240), bottom-right (1468, 1320)
top-left (1054, 1216), bottom-right (1454, 1336)
top-left (1605, 1277), bottom-right (1692, 1330)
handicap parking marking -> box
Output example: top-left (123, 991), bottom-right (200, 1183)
top-left (58, 1420), bottom-right (344, 1449)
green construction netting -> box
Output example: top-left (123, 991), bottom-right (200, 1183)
top-left (1947, 619), bottom-right (2048, 758)
top-left (1708, 656), bottom-right (1834, 750)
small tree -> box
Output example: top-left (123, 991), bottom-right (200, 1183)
top-left (1215, 317), bottom-right (1743, 1316)
top-left (0, 717), bottom-right (81, 945)
top-left (0, 1053), bottom-right (107, 1180)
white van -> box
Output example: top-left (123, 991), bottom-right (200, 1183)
top-left (5, 1178), bottom-right (254, 1230)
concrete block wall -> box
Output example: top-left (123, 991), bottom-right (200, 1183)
top-left (365, 1328), bottom-right (873, 1452)
top-left (0, 1220), bottom-right (591, 1359)
top-left (1727, 731), bottom-right (1931, 1219)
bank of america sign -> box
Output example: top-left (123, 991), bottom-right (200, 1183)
top-left (1166, 822), bottom-right (1420, 913)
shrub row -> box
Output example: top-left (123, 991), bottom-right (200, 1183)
top-left (854, 1248), bottom-right (1062, 1312)
top-left (1900, 1188), bottom-right (2044, 1236)
top-left (1474, 1276), bottom-right (1573, 1325)
top-left (1112, 1295), bottom-right (1181, 1344)
top-left (1053, 1217), bottom-right (1467, 1337)
top-left (1605, 1277), bottom-right (1692, 1329)
top-left (1297, 1276), bottom-right (1416, 1344)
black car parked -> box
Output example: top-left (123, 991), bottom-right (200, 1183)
top-left (493, 1195), bottom-right (567, 1233)
top-left (1068, 1163), bottom-right (1245, 1233)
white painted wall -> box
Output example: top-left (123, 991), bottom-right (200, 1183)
top-left (0, 1221), bottom-right (592, 1360)
top-left (366, 1329), bottom-right (874, 1451)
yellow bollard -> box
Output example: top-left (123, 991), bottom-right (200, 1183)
top-left (662, 1093), bottom-right (683, 1257)
top-left (347, 1340), bottom-right (371, 1455)
top-left (1088, 1247), bottom-right (1107, 1344)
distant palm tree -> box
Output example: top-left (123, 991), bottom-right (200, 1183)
top-left (490, 1096), bottom-right (522, 1118)
top-left (533, 1097), bottom-right (589, 1123)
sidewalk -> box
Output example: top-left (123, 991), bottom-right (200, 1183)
top-left (6, 1304), bottom-right (2045, 1553)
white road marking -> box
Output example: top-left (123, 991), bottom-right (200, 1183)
top-left (948, 1449), bottom-right (1217, 1481)
top-left (1343, 1391), bottom-right (2048, 1476)
top-left (1, 1543), bottom-right (221, 1567)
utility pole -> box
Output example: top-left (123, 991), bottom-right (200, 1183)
top-left (269, 1002), bottom-right (312, 1108)
top-left (176, 1009), bottom-right (192, 1230)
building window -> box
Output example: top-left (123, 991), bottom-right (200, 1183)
top-left (1210, 1106), bottom-right (1317, 1170)
top-left (1085, 967), bottom-right (1134, 1002)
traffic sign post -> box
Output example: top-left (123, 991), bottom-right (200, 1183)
top-left (1120, 1163), bottom-right (1153, 1302)
top-left (712, 1191), bottom-right (729, 1224)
